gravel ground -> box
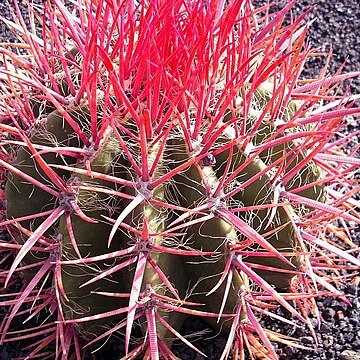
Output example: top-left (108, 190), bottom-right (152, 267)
top-left (0, 1), bottom-right (359, 359)
top-left (254, 0), bottom-right (360, 95)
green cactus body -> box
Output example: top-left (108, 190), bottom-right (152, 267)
top-left (250, 82), bottom-right (325, 204)
top-left (59, 134), bottom-right (127, 334)
top-left (118, 138), bottom-right (188, 343)
top-left (168, 137), bottom-right (244, 328)
top-left (5, 106), bottom-right (90, 271)
top-left (214, 129), bottom-right (299, 289)
top-left (4, 73), bottom-right (316, 353)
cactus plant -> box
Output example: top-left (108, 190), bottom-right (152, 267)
top-left (0, 0), bottom-right (359, 359)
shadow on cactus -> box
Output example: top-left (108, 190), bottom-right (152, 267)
top-left (0, 0), bottom-right (359, 359)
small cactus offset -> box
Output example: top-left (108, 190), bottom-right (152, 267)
top-left (0, 0), bottom-right (359, 359)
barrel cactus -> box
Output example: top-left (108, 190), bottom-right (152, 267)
top-left (0, 0), bottom-right (359, 359)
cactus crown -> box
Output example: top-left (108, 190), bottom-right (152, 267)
top-left (0, 0), bottom-right (359, 359)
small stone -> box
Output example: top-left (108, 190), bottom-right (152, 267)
top-left (337, 310), bottom-right (345, 320)
top-left (338, 320), bottom-right (349, 330)
top-left (323, 335), bottom-right (334, 349)
top-left (339, 350), bottom-right (360, 360)
top-left (300, 336), bottom-right (315, 345)
top-left (335, 344), bottom-right (344, 351)
top-left (338, 333), bottom-right (347, 345)
top-left (353, 338), bottom-right (360, 350)
top-left (344, 331), bottom-right (355, 343)
top-left (319, 321), bottom-right (332, 334)
top-left (326, 350), bottom-right (336, 359)
top-left (323, 308), bottom-right (336, 320)
top-left (284, 346), bottom-right (297, 356)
